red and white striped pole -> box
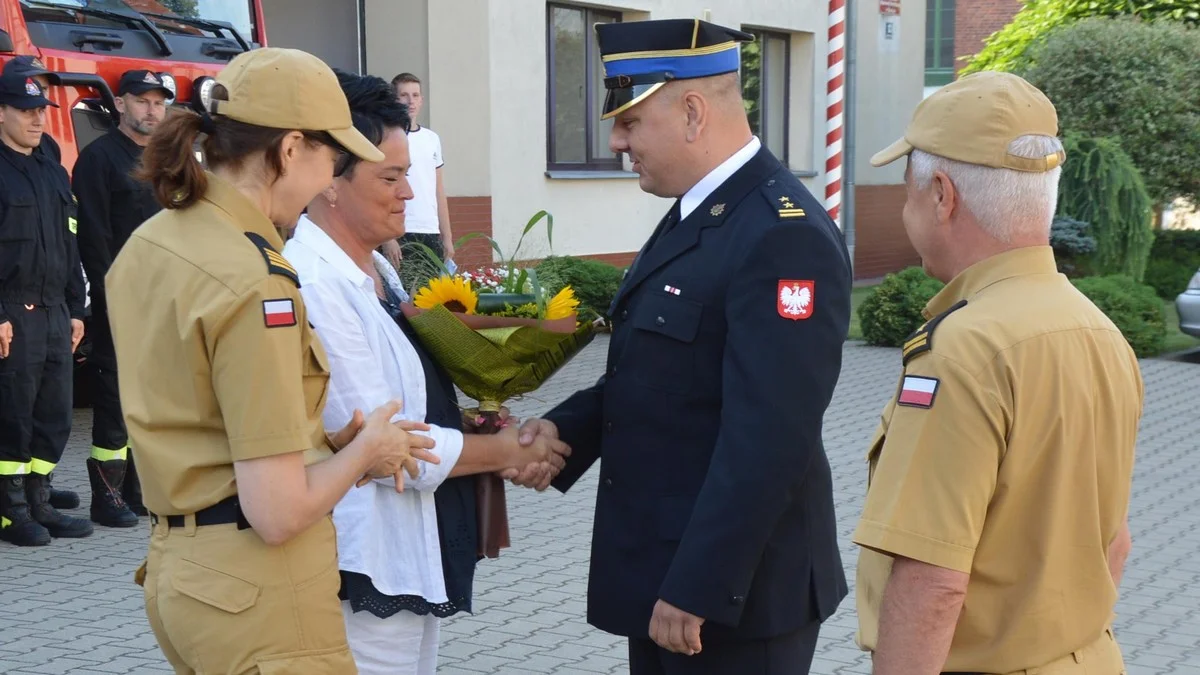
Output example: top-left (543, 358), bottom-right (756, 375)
top-left (825, 0), bottom-right (847, 228)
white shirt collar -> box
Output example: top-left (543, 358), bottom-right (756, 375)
top-left (679, 136), bottom-right (762, 220)
top-left (292, 215), bottom-right (373, 291)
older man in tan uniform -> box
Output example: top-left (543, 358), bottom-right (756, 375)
top-left (853, 72), bottom-right (1142, 675)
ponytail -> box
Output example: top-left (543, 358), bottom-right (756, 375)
top-left (136, 108), bottom-right (208, 210)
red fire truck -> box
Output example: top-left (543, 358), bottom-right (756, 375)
top-left (1, 0), bottom-right (267, 401)
top-left (1, 0), bottom-right (267, 172)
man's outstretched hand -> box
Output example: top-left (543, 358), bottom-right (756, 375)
top-left (500, 418), bottom-right (564, 491)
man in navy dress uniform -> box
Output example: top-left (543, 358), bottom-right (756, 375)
top-left (515, 18), bottom-right (852, 675)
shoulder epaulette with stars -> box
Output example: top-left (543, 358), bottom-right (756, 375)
top-left (761, 180), bottom-right (808, 221)
top-left (244, 232), bottom-right (300, 288)
top-left (902, 299), bottom-right (967, 366)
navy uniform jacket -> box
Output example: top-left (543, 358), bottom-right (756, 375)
top-left (0, 141), bottom-right (86, 327)
top-left (72, 128), bottom-right (161, 316)
top-left (547, 146), bottom-right (850, 641)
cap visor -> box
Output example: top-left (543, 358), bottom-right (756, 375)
top-left (601, 82), bottom-right (665, 121)
top-left (122, 84), bottom-right (173, 98)
top-left (4, 96), bottom-right (58, 110)
top-left (329, 125), bottom-right (385, 163)
top-left (870, 137), bottom-right (912, 167)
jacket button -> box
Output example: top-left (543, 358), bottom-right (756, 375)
top-left (730, 595), bottom-right (745, 605)
top-left (604, 421), bottom-right (613, 432)
top-left (621, 310), bottom-right (629, 321)
top-left (603, 477), bottom-right (613, 488)
top-left (655, 316), bottom-right (665, 326)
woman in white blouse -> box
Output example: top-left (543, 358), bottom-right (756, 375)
top-left (282, 71), bottom-right (570, 675)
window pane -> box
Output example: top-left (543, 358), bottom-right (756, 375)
top-left (765, 35), bottom-right (787, 160)
top-left (939, 37), bottom-right (955, 68)
top-left (551, 6), bottom-right (586, 164)
top-left (942, 6), bottom-right (956, 40)
top-left (925, 38), bottom-right (936, 69)
top-left (740, 36), bottom-right (763, 138)
top-left (590, 11), bottom-right (616, 160)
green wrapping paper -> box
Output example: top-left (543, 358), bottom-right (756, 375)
top-left (403, 304), bottom-right (597, 409)
top-left (401, 303), bottom-right (596, 559)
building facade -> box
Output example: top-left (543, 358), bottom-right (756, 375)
top-left (262, 0), bottom-right (930, 279)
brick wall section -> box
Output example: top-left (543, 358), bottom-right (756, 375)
top-left (853, 184), bottom-right (921, 279)
top-left (447, 196), bottom-right (493, 269)
top-left (955, 0), bottom-right (1021, 73)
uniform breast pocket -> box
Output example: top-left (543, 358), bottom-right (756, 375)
top-left (302, 333), bottom-right (331, 420)
top-left (628, 293), bottom-right (704, 394)
top-left (0, 193), bottom-right (37, 242)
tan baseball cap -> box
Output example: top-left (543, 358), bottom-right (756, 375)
top-left (871, 71), bottom-right (1065, 172)
top-left (208, 47), bottom-right (384, 163)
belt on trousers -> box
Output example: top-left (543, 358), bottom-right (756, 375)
top-left (150, 495), bottom-right (251, 530)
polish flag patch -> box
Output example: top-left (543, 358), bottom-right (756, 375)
top-left (897, 376), bottom-right (939, 408)
top-left (263, 299), bottom-right (297, 328)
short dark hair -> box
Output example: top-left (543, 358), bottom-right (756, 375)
top-left (391, 72), bottom-right (421, 88)
top-left (334, 69), bottom-right (411, 178)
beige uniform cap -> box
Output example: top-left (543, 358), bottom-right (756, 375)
top-left (871, 71), bottom-right (1065, 172)
top-left (209, 47), bottom-right (384, 163)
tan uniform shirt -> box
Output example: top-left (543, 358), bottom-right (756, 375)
top-left (105, 173), bottom-right (332, 516)
top-left (853, 246), bottom-right (1143, 672)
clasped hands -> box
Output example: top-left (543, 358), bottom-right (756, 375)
top-left (465, 409), bottom-right (570, 489)
top-left (326, 400), bottom-right (439, 492)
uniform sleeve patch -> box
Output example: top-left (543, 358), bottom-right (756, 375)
top-left (897, 376), bottom-right (939, 408)
top-left (263, 298), bottom-right (297, 328)
top-left (777, 280), bottom-right (814, 320)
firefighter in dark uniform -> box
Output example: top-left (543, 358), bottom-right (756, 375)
top-left (6, 55), bottom-right (81, 513)
top-left (72, 70), bottom-right (172, 526)
top-left (0, 59), bottom-right (94, 546)
top-left (515, 19), bottom-right (852, 675)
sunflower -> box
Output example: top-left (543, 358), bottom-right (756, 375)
top-left (544, 286), bottom-right (580, 320)
top-left (413, 275), bottom-right (479, 315)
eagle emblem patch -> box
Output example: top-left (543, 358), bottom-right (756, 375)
top-left (777, 280), bottom-right (814, 320)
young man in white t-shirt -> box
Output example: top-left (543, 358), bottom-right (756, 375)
top-left (384, 73), bottom-right (454, 284)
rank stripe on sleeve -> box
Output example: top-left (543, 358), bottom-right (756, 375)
top-left (901, 299), bottom-right (967, 366)
top-left (245, 232), bottom-right (301, 288)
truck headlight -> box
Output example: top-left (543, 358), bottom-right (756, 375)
top-left (158, 73), bottom-right (177, 100)
top-left (191, 76), bottom-right (216, 113)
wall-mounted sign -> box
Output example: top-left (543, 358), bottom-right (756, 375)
top-left (880, 0), bottom-right (902, 16)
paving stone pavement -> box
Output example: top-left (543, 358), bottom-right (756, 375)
top-left (1, 337), bottom-right (1198, 674)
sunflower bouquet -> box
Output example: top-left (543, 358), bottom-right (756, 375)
top-left (398, 211), bottom-right (596, 558)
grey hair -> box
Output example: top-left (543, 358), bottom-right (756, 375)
top-left (910, 135), bottom-right (1063, 242)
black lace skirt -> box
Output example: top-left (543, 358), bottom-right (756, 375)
top-left (338, 571), bottom-right (464, 619)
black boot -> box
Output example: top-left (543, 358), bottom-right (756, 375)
top-left (47, 472), bottom-right (80, 510)
top-left (0, 476), bottom-right (51, 547)
top-left (122, 452), bottom-right (147, 517)
top-left (26, 474), bottom-right (94, 538)
top-left (87, 458), bottom-right (139, 528)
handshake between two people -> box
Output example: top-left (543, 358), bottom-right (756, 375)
top-left (326, 400), bottom-right (572, 492)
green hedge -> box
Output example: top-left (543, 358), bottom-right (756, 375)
top-left (858, 267), bottom-right (944, 347)
top-left (1145, 229), bottom-right (1200, 298)
top-left (534, 256), bottom-right (625, 320)
top-left (1072, 275), bottom-right (1166, 357)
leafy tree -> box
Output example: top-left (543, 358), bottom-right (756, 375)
top-left (1057, 133), bottom-right (1154, 281)
top-left (1018, 17), bottom-right (1200, 208)
top-left (962, 0), bottom-right (1199, 75)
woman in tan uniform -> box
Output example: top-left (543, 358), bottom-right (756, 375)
top-left (104, 48), bottom-right (438, 674)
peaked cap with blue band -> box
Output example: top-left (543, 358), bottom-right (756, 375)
top-left (597, 19), bottom-right (754, 120)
